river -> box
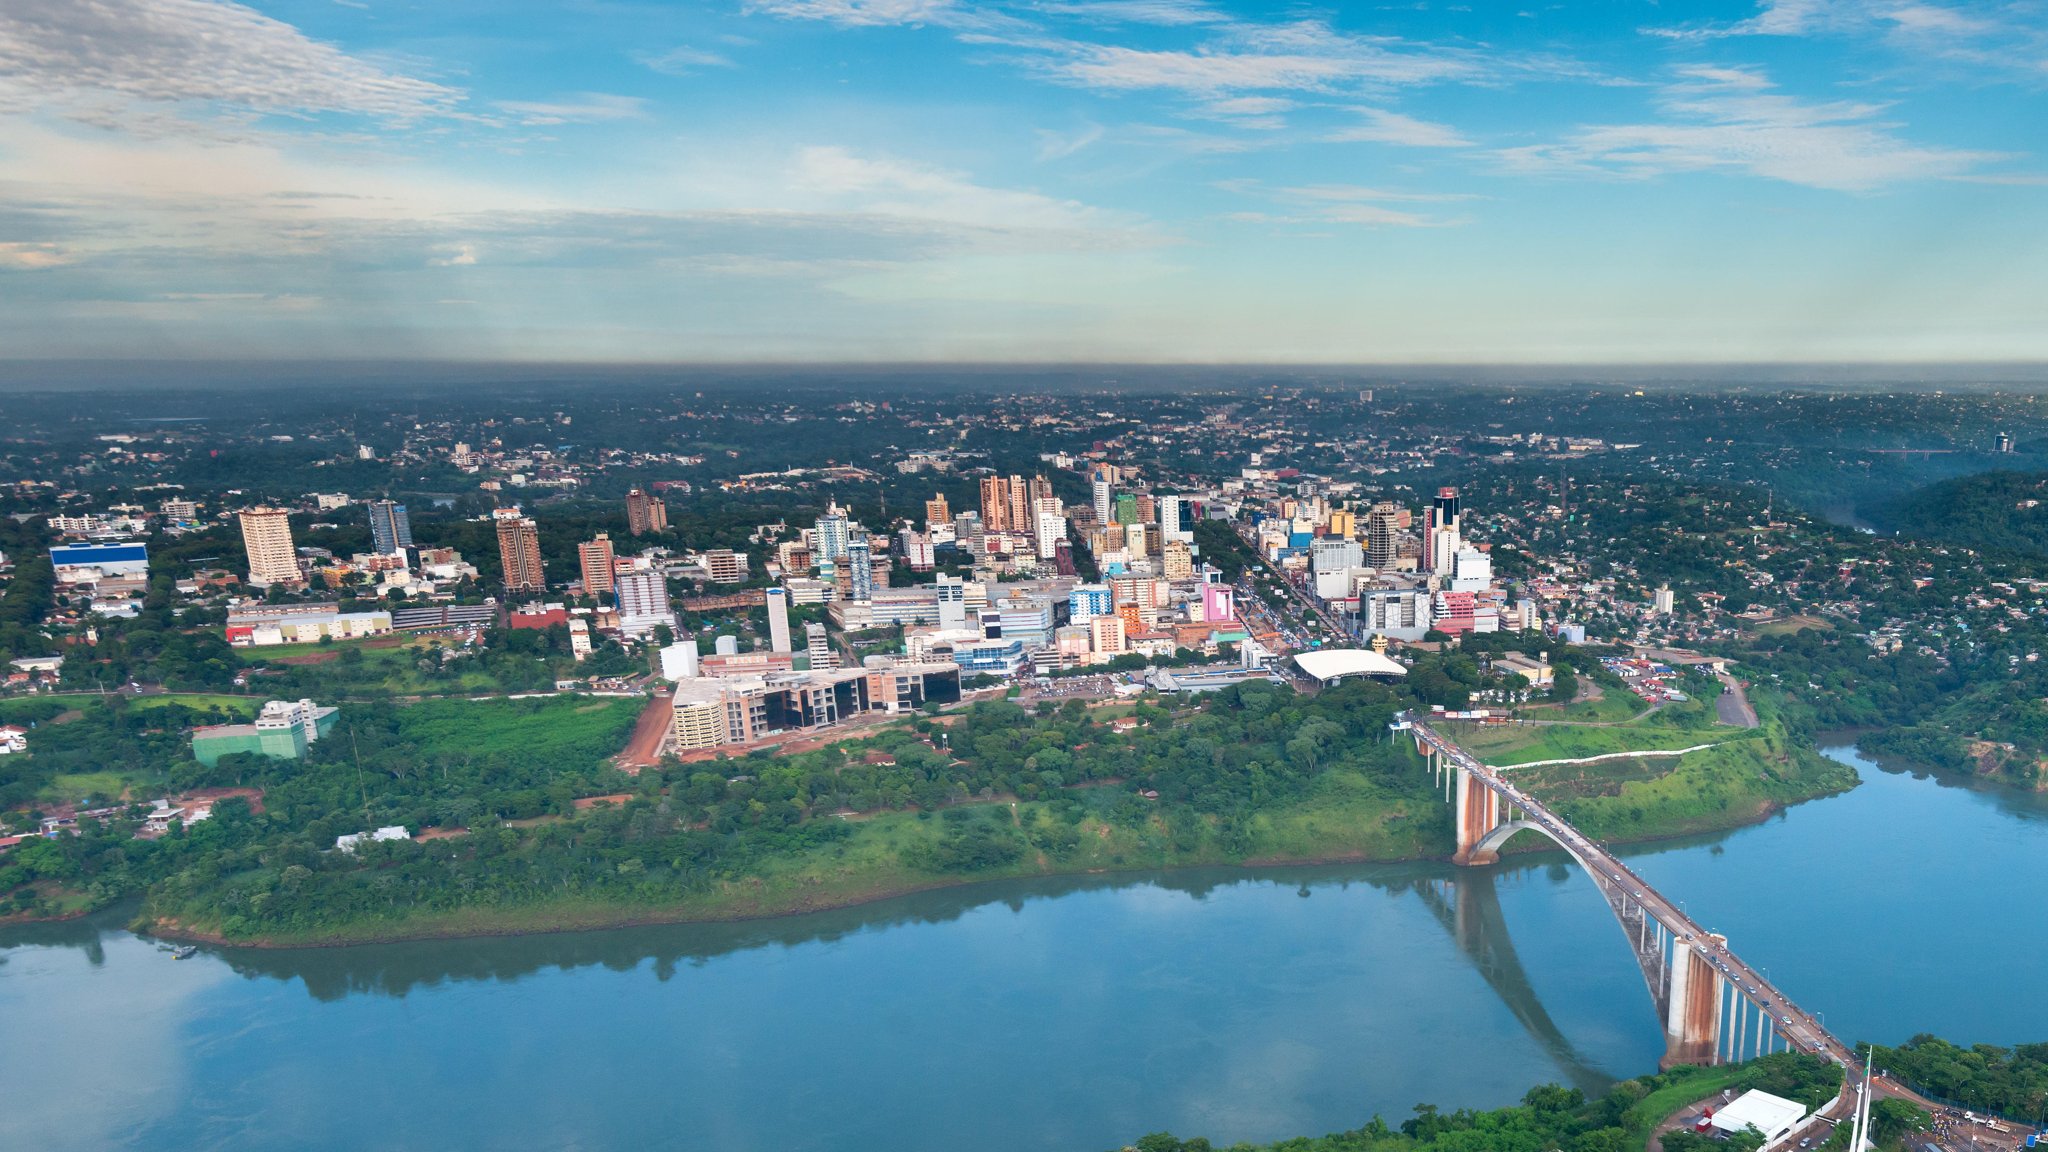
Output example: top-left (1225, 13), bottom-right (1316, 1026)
top-left (3, 740), bottom-right (2044, 1152)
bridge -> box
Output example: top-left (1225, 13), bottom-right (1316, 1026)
top-left (1399, 714), bottom-right (1852, 1073)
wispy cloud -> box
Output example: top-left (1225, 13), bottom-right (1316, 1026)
top-left (1498, 65), bottom-right (2004, 191)
top-left (744, 0), bottom-right (970, 28)
top-left (1031, 21), bottom-right (1485, 94)
top-left (495, 93), bottom-right (648, 125)
top-left (0, 0), bottom-right (460, 120)
top-left (638, 46), bottom-right (738, 75)
top-left (1030, 0), bottom-right (1225, 25)
top-left (1642, 0), bottom-right (2048, 77)
top-left (1225, 181), bottom-right (1472, 227)
top-left (1325, 106), bottom-right (1471, 147)
top-left (0, 241), bottom-right (71, 270)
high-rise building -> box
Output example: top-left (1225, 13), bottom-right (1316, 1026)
top-left (625, 488), bottom-right (668, 536)
top-left (925, 494), bottom-right (951, 529)
top-left (578, 533), bottom-right (616, 596)
top-left (367, 500), bottom-right (413, 555)
top-left (1006, 475), bottom-right (1031, 539)
top-left (702, 548), bottom-right (746, 584)
top-left (978, 476), bottom-right (1011, 533)
top-left (1032, 496), bottom-right (1065, 560)
top-left (846, 538), bottom-right (874, 602)
top-left (1654, 585), bottom-right (1675, 615)
top-left (1433, 486), bottom-right (1461, 533)
top-left (494, 510), bottom-right (545, 593)
top-left (1088, 614), bottom-right (1127, 658)
top-left (660, 640), bottom-right (701, 681)
top-left (1157, 494), bottom-right (1183, 539)
top-left (1091, 478), bottom-right (1113, 526)
top-left (813, 503), bottom-right (850, 562)
top-left (238, 508), bottom-right (301, 588)
top-left (1202, 583), bottom-right (1236, 624)
top-left (1365, 501), bottom-right (1400, 569)
top-left (1113, 493), bottom-right (1139, 525)
top-left (614, 569), bottom-right (676, 638)
top-left (1162, 539), bottom-right (1193, 580)
top-left (1328, 509), bottom-right (1357, 540)
top-left (805, 621), bottom-right (839, 670)
top-left (766, 586), bottom-right (792, 653)
top-left (1069, 583), bottom-right (1112, 622)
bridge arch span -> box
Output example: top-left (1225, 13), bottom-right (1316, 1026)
top-left (1467, 818), bottom-right (1582, 868)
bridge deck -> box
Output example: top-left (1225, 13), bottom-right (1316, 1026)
top-left (1407, 718), bottom-right (1855, 1070)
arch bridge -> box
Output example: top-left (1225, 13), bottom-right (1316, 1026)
top-left (1398, 715), bottom-right (1852, 1072)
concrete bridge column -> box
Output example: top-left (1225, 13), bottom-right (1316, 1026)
top-left (1451, 767), bottom-right (1504, 866)
top-left (1663, 939), bottom-right (1724, 1068)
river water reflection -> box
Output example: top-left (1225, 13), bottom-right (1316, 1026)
top-left (2, 740), bottom-right (2041, 1151)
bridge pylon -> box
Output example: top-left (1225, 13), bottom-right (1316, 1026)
top-left (1662, 937), bottom-right (1726, 1069)
top-left (1452, 766), bottom-right (1504, 866)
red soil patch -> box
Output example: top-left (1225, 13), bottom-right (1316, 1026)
top-left (573, 793), bottom-right (634, 811)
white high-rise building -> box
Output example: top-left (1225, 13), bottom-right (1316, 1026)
top-left (1033, 496), bottom-right (1065, 560)
top-left (1449, 548), bottom-right (1492, 594)
top-left (1158, 494), bottom-right (1182, 539)
top-left (660, 640), bottom-right (701, 681)
top-left (1091, 478), bottom-right (1112, 526)
top-left (766, 586), bottom-right (792, 653)
top-left (615, 569), bottom-right (677, 638)
top-left (813, 503), bottom-right (850, 563)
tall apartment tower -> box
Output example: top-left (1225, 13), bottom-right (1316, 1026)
top-left (1091, 478), bottom-right (1113, 526)
top-left (846, 538), bottom-right (875, 603)
top-left (1006, 475), bottom-right (1031, 538)
top-left (366, 499), bottom-right (413, 555)
top-left (1033, 496), bottom-right (1065, 560)
top-left (978, 476), bottom-right (1011, 533)
top-left (1365, 501), bottom-right (1401, 570)
top-left (578, 533), bottom-right (617, 596)
top-left (805, 621), bottom-right (838, 670)
top-left (813, 503), bottom-right (850, 562)
top-left (624, 488), bottom-right (668, 536)
top-left (238, 507), bottom-right (301, 587)
top-left (1157, 494), bottom-right (1182, 539)
top-left (766, 586), bottom-right (793, 653)
top-left (494, 510), bottom-right (545, 593)
top-left (925, 494), bottom-right (951, 529)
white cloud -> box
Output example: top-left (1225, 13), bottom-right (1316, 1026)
top-left (0, 241), bottom-right (71, 269)
top-left (639, 46), bottom-right (738, 75)
top-left (495, 93), bottom-right (648, 126)
top-left (744, 0), bottom-right (967, 27)
top-left (1034, 122), bottom-right (1106, 159)
top-left (433, 243), bottom-right (478, 266)
top-left (1031, 0), bottom-right (1225, 25)
top-left (1223, 182), bottom-right (1470, 227)
top-left (1497, 67), bottom-right (2003, 191)
top-left (0, 0), bottom-right (459, 119)
top-left (1325, 107), bottom-right (1471, 147)
top-left (788, 144), bottom-right (1129, 235)
top-left (1643, 0), bottom-right (2047, 75)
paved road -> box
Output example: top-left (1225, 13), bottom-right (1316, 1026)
top-left (1713, 673), bottom-right (1759, 728)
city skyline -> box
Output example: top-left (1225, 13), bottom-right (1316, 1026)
top-left (1, 0), bottom-right (2044, 363)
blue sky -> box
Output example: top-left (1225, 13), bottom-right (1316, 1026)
top-left (0, 0), bottom-right (2043, 362)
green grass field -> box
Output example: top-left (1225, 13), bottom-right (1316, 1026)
top-left (131, 693), bottom-right (259, 718)
top-left (1448, 720), bottom-right (1735, 766)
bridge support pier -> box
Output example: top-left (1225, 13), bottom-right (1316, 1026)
top-left (1662, 939), bottom-right (1725, 1069)
top-left (1451, 765), bottom-right (1504, 866)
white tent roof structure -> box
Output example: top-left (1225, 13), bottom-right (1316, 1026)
top-left (1292, 648), bottom-right (1408, 682)
top-left (1709, 1090), bottom-right (1808, 1144)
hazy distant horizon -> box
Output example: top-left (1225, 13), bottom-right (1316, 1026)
top-left (5, 358), bottom-right (2048, 394)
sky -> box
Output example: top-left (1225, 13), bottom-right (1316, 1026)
top-left (0, 0), bottom-right (2044, 363)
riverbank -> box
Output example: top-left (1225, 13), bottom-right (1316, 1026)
top-left (136, 741), bottom-right (1852, 950)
